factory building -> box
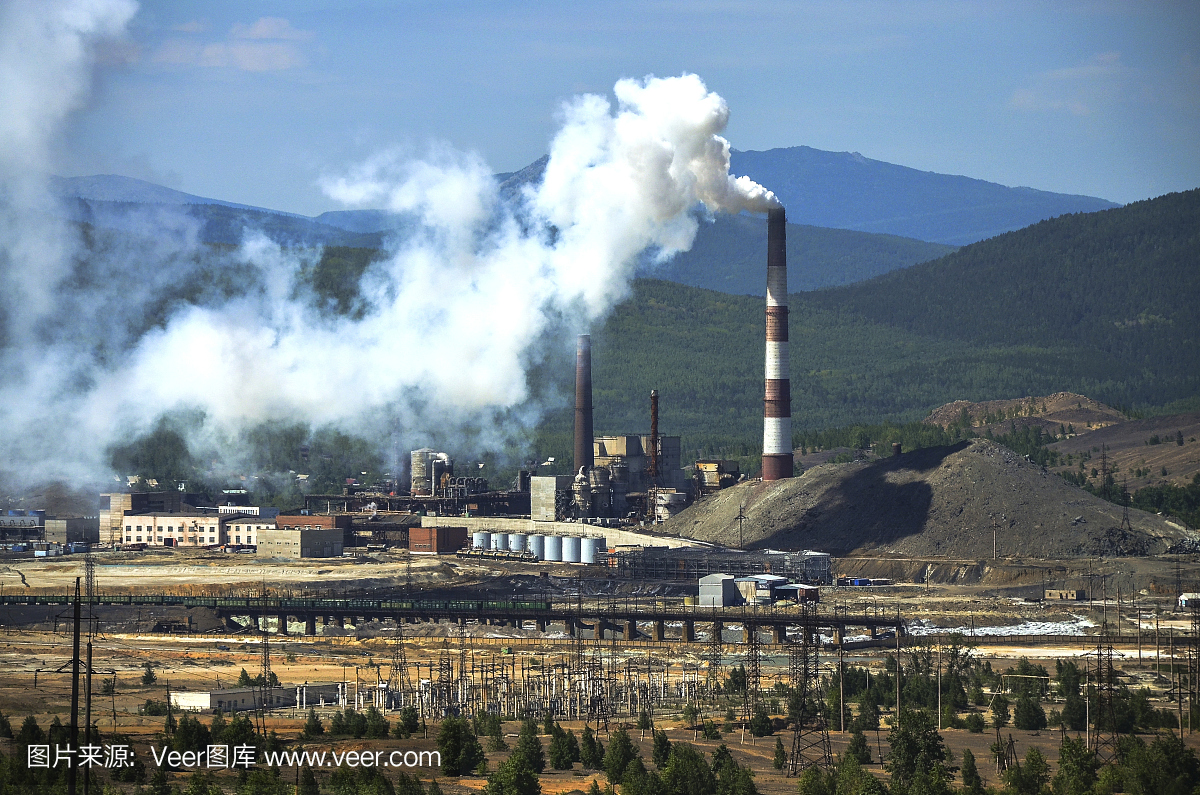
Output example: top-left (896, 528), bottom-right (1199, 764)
top-left (257, 525), bottom-right (344, 558)
top-left (123, 512), bottom-right (227, 547)
top-left (0, 512), bottom-right (46, 541)
top-left (224, 516), bottom-right (274, 547)
top-left (407, 526), bottom-right (468, 555)
top-left (44, 518), bottom-right (99, 545)
top-left (698, 574), bottom-right (739, 607)
top-left (101, 490), bottom-right (219, 545)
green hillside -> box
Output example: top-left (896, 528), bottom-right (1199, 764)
top-left (575, 189), bottom-right (1200, 464)
top-left (85, 189), bottom-right (1200, 492)
top-left (644, 214), bottom-right (954, 294)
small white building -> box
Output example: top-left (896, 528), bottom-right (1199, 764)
top-left (1179, 592), bottom-right (1200, 609)
top-left (699, 574), bottom-right (740, 607)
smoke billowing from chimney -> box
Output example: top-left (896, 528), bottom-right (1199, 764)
top-left (0, 57), bottom-right (778, 487)
top-left (762, 206), bottom-right (793, 481)
top-left (574, 334), bottom-right (594, 475)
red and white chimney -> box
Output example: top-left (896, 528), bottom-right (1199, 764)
top-left (762, 207), bottom-right (793, 481)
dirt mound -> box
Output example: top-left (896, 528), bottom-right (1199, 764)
top-left (663, 439), bottom-right (1195, 558)
top-left (926, 392), bottom-right (1125, 437)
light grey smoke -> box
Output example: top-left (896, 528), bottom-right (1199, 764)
top-left (0, 62), bottom-right (776, 486)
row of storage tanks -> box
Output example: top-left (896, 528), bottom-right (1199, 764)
top-left (471, 531), bottom-right (606, 564)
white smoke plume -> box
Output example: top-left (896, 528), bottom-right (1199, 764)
top-left (0, 43), bottom-right (777, 488)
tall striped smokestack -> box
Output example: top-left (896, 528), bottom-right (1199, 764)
top-left (762, 207), bottom-right (793, 481)
top-left (574, 334), bottom-right (594, 475)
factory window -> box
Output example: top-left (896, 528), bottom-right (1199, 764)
top-left (209, 537), bottom-right (215, 543)
top-left (125, 535), bottom-right (131, 542)
top-left (136, 536), bottom-right (142, 542)
top-left (235, 535), bottom-right (241, 543)
top-left (136, 526), bottom-right (142, 532)
top-left (167, 526), bottom-right (173, 532)
top-left (126, 525), bottom-right (131, 533)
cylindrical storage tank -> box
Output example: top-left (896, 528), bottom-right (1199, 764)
top-left (543, 535), bottom-right (562, 562)
top-left (562, 536), bottom-right (582, 564)
top-left (529, 534), bottom-right (546, 560)
top-left (509, 533), bottom-right (527, 553)
top-left (491, 532), bottom-right (510, 551)
top-left (581, 537), bottom-right (601, 564)
top-left (411, 449), bottom-right (435, 496)
top-left (472, 531), bottom-right (491, 550)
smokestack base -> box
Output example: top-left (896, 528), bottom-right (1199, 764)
top-left (762, 454), bottom-right (793, 481)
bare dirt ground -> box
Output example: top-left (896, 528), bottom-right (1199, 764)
top-left (2, 550), bottom-right (1199, 792)
top-left (2, 615), bottom-right (1198, 795)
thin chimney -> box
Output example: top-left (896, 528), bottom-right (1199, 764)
top-left (574, 334), bottom-right (594, 475)
top-left (762, 207), bottom-right (793, 480)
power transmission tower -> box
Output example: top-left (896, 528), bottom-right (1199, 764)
top-left (746, 620), bottom-right (762, 714)
top-left (435, 639), bottom-right (454, 716)
top-left (735, 504), bottom-right (747, 549)
top-left (1088, 638), bottom-right (1120, 764)
top-left (1119, 476), bottom-right (1133, 532)
top-left (705, 618), bottom-right (723, 693)
top-left (388, 621), bottom-right (414, 708)
top-left (256, 583), bottom-right (273, 737)
top-left (788, 607), bottom-right (831, 775)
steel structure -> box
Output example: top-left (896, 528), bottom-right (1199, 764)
top-left (788, 607), bottom-right (832, 775)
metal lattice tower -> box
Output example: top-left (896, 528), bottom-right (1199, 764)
top-left (388, 621), bottom-right (414, 708)
top-left (436, 639), bottom-right (454, 715)
top-left (788, 608), bottom-right (832, 775)
top-left (746, 621), bottom-right (762, 712)
top-left (705, 618), bottom-right (723, 693)
top-left (83, 550), bottom-right (97, 638)
top-left (1120, 476), bottom-right (1133, 533)
top-left (1088, 638), bottom-right (1120, 764)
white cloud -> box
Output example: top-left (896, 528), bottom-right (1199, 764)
top-left (152, 16), bottom-right (310, 72)
top-left (230, 17), bottom-right (312, 41)
top-left (171, 20), bottom-right (207, 34)
top-left (1009, 52), bottom-right (1129, 116)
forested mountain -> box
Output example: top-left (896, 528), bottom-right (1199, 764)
top-left (74, 187), bottom-right (1198, 493)
top-left (729, 146), bottom-right (1119, 244)
top-left (645, 214), bottom-right (952, 294)
top-left (574, 189), bottom-right (1200, 462)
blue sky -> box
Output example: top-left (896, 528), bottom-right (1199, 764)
top-left (61, 0), bottom-right (1200, 216)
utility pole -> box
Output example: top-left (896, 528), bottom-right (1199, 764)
top-left (69, 578), bottom-right (81, 795)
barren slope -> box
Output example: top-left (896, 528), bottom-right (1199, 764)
top-left (665, 439), bottom-right (1194, 558)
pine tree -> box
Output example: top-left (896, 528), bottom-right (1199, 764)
top-left (960, 748), bottom-right (983, 795)
top-left (773, 737), bottom-right (786, 770)
top-left (846, 727), bottom-right (872, 764)
top-left (302, 708), bottom-right (323, 738)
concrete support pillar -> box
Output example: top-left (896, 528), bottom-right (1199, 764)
top-left (682, 621), bottom-right (695, 643)
top-left (277, 614), bottom-right (288, 635)
top-left (623, 620), bottom-right (636, 641)
top-left (652, 620), bottom-right (665, 642)
top-left (305, 614), bottom-right (317, 636)
top-left (566, 619), bottom-right (576, 637)
top-left (771, 624), bottom-right (786, 644)
top-left (536, 619), bottom-right (547, 632)
top-left (337, 615), bottom-right (347, 629)
top-left (832, 626), bottom-right (843, 646)
top-left (509, 619), bottom-right (520, 629)
top-left (743, 624), bottom-right (753, 643)
top-left (713, 621), bottom-right (723, 645)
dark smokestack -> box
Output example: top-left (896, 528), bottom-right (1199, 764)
top-left (574, 334), bottom-right (594, 475)
top-left (648, 389), bottom-right (659, 480)
top-left (762, 207), bottom-right (793, 481)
